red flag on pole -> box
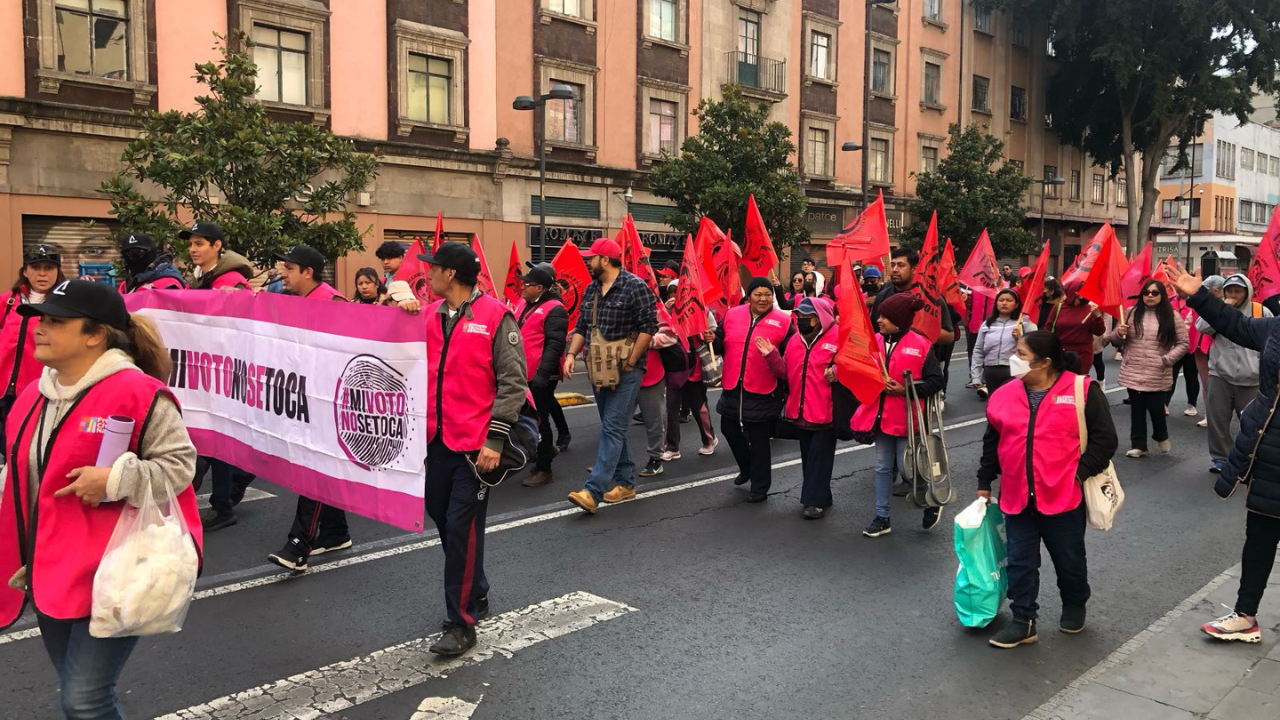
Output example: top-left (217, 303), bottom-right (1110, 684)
top-left (834, 263), bottom-right (887, 405)
top-left (472, 235), bottom-right (497, 297)
top-left (693, 218), bottom-right (725, 304)
top-left (1019, 240), bottom-right (1052, 324)
top-left (1249, 205), bottom-right (1280, 302)
top-left (827, 190), bottom-right (890, 267)
top-left (695, 217), bottom-right (742, 306)
top-left (741, 194), bottom-right (779, 277)
top-left (1078, 226), bottom-right (1129, 319)
top-left (432, 212), bottom-right (444, 253)
top-left (958, 229), bottom-right (1002, 299)
top-left (674, 234), bottom-right (710, 339)
top-left (391, 237), bottom-right (436, 304)
top-left (1061, 224), bottom-right (1113, 286)
top-left (503, 238), bottom-right (523, 306)
top-left (907, 211), bottom-right (946, 342)
top-left (620, 214), bottom-right (660, 296)
top-left (1120, 241), bottom-right (1154, 309)
top-left (941, 238), bottom-right (966, 316)
top-left (551, 240), bottom-right (592, 332)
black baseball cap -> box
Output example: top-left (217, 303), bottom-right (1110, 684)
top-left (418, 242), bottom-right (480, 282)
top-left (19, 279), bottom-right (129, 331)
top-left (178, 221), bottom-right (225, 243)
top-left (518, 266), bottom-right (555, 288)
top-left (273, 245), bottom-right (326, 276)
top-left (23, 244), bottom-right (61, 266)
top-left (121, 232), bottom-right (157, 252)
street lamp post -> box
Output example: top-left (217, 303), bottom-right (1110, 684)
top-left (513, 84), bottom-right (578, 262)
top-left (861, 0), bottom-right (895, 211)
top-left (1039, 174), bottom-right (1066, 249)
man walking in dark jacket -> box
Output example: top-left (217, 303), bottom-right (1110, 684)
top-left (517, 264), bottom-right (569, 487)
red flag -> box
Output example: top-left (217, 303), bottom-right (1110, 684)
top-left (906, 212), bottom-right (946, 342)
top-left (941, 238), bottom-right (966, 316)
top-left (432, 212), bottom-right (444, 253)
top-left (673, 235), bottom-right (710, 339)
top-left (1152, 255), bottom-right (1178, 299)
top-left (834, 264), bottom-right (886, 405)
top-left (828, 190), bottom-right (890, 266)
top-left (1250, 205), bottom-right (1280, 302)
top-left (1120, 241), bottom-right (1154, 308)
top-left (391, 237), bottom-right (436, 304)
top-left (620, 214), bottom-right (660, 296)
top-left (503, 238), bottom-right (523, 306)
top-left (551, 240), bottom-right (592, 332)
top-left (1061, 224), bottom-right (1112, 286)
top-left (471, 234), bottom-right (497, 297)
top-left (695, 217), bottom-right (742, 305)
top-left (1078, 227), bottom-right (1130, 319)
top-left (1019, 240), bottom-right (1052, 323)
top-left (958, 229), bottom-right (1002, 299)
top-left (741, 194), bottom-right (779, 277)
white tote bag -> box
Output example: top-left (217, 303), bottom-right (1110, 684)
top-left (1074, 375), bottom-right (1124, 531)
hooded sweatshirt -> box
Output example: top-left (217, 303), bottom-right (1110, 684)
top-left (193, 251), bottom-right (254, 290)
top-left (1196, 273), bottom-right (1272, 386)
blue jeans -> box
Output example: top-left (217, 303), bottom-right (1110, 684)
top-left (584, 368), bottom-right (644, 501)
top-left (1004, 503), bottom-right (1091, 622)
top-left (38, 615), bottom-right (138, 720)
top-left (873, 432), bottom-right (908, 518)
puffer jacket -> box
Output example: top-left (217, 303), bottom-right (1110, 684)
top-left (1196, 274), bottom-right (1272, 387)
top-left (969, 316), bottom-right (1036, 384)
top-left (193, 251), bottom-right (254, 290)
top-left (1187, 287), bottom-right (1280, 518)
top-left (1105, 306), bottom-right (1189, 392)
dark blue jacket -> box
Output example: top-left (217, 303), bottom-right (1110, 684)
top-left (1187, 288), bottom-right (1280, 518)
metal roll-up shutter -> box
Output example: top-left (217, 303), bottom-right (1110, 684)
top-left (20, 216), bottom-right (121, 283)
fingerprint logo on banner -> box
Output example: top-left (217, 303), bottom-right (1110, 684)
top-left (334, 355), bottom-right (410, 470)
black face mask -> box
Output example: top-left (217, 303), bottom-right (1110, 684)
top-left (862, 280), bottom-right (879, 293)
top-left (800, 320), bottom-right (821, 338)
top-left (803, 283), bottom-right (816, 295)
top-left (123, 249), bottom-right (156, 275)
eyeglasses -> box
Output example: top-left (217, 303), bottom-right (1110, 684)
top-left (1141, 290), bottom-right (1161, 297)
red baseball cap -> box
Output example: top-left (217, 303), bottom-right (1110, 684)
top-left (1018, 266), bottom-right (1033, 278)
top-left (579, 238), bottom-right (622, 260)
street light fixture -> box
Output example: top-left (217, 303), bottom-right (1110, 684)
top-left (860, 0), bottom-right (895, 211)
top-left (1038, 176), bottom-right (1066, 259)
top-left (513, 83), bottom-right (578, 262)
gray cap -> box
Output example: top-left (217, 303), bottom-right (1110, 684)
top-left (1203, 275), bottom-right (1226, 290)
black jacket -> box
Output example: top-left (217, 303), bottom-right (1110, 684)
top-left (713, 310), bottom-right (797, 423)
top-left (1188, 288), bottom-right (1280, 517)
top-left (518, 292), bottom-right (569, 387)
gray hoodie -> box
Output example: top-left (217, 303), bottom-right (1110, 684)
top-left (1197, 273), bottom-right (1272, 386)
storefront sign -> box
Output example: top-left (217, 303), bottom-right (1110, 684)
top-left (806, 206), bottom-right (846, 235)
top-left (527, 226), bottom-right (604, 249)
top-left (885, 209), bottom-right (906, 237)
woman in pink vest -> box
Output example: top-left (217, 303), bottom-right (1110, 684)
top-left (851, 292), bottom-right (947, 538)
top-left (0, 245), bottom-right (66, 422)
top-left (0, 279), bottom-right (201, 718)
top-left (784, 298), bottom-right (840, 519)
top-left (977, 331), bottom-right (1117, 649)
top-left (713, 278), bottom-right (793, 503)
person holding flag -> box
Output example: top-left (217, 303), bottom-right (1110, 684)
top-left (1037, 278), bottom-right (1106, 375)
top-left (870, 248), bottom-right (956, 346)
top-left (515, 264), bottom-right (568, 488)
top-left (783, 297), bottom-right (841, 519)
top-left (970, 288), bottom-right (1037, 397)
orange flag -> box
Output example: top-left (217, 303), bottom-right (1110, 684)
top-left (941, 238), bottom-right (966, 316)
top-left (502, 238), bottom-right (523, 306)
top-left (834, 263), bottom-right (887, 405)
top-left (432, 212), bottom-right (444, 253)
top-left (741, 194), bottom-right (779, 276)
top-left (908, 211), bottom-right (946, 342)
top-left (1019, 240), bottom-right (1052, 324)
top-left (551, 241), bottom-right (592, 332)
top-left (695, 217), bottom-right (742, 305)
top-left (958, 229), bottom-right (1001, 299)
top-left (1249, 205), bottom-right (1280, 302)
top-left (391, 237), bottom-right (436, 304)
top-left (620, 214), bottom-right (659, 296)
top-left (828, 190), bottom-right (890, 267)
top-left (472, 234), bottom-right (496, 297)
top-left (674, 234), bottom-right (710, 338)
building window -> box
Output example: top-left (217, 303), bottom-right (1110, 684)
top-left (974, 6), bottom-right (993, 34)
top-left (1069, 170), bottom-right (1081, 201)
top-left (394, 19), bottom-right (469, 139)
top-left (925, 0), bottom-right (943, 23)
top-left (549, 0), bottom-right (582, 17)
top-left (870, 137), bottom-right (891, 184)
top-left (649, 99), bottom-right (678, 156)
top-left (1117, 178), bottom-right (1128, 207)
top-left (538, 57), bottom-right (598, 153)
top-left (406, 54), bottom-right (450, 125)
top-left (252, 25), bottom-right (309, 105)
top-left (872, 48), bottom-right (892, 94)
top-left (806, 128), bottom-right (831, 177)
top-left (1010, 86), bottom-right (1027, 121)
top-left (923, 62), bottom-right (942, 106)
top-left (1241, 200), bottom-right (1253, 223)
top-left (1008, 159), bottom-right (1025, 174)
top-left (1161, 143), bottom-right (1203, 177)
top-left (1012, 20), bottom-right (1028, 47)
top-left (739, 10), bottom-right (760, 59)
top-left (809, 32), bottom-right (831, 80)
top-left (972, 75), bottom-right (990, 113)
top-left (1044, 165), bottom-right (1059, 197)
top-left (802, 14), bottom-right (840, 85)
top-left (1243, 148), bottom-right (1255, 171)
top-left (650, 0), bottom-right (677, 42)
top-left (54, 0), bottom-right (129, 79)
top-left (922, 146), bottom-right (939, 173)
top-left (802, 112), bottom-right (839, 180)
top-left (1091, 174), bottom-right (1105, 204)
top-left (546, 81), bottom-right (584, 144)
top-left (1217, 140), bottom-right (1237, 180)
top-left (1271, 156), bottom-right (1279, 176)
top-left (1260, 153), bottom-right (1271, 175)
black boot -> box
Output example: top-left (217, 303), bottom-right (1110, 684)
top-left (1060, 606), bottom-right (1087, 634)
top-left (989, 618), bottom-right (1038, 649)
top-left (430, 625), bottom-right (477, 656)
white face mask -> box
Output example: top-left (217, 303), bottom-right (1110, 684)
top-left (1009, 354), bottom-right (1032, 378)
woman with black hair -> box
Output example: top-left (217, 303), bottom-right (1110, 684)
top-left (970, 288), bottom-right (1037, 398)
top-left (351, 266), bottom-right (388, 305)
top-left (1106, 279), bottom-right (1189, 458)
top-left (776, 272), bottom-right (807, 310)
top-left (978, 331), bottom-right (1118, 648)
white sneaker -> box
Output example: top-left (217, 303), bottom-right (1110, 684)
top-left (1198, 418), bottom-right (1208, 428)
top-left (661, 449), bottom-right (681, 461)
top-left (698, 438), bottom-right (718, 456)
top-left (1099, 379), bottom-right (1107, 391)
top-left (1202, 610), bottom-right (1261, 643)
top-left (1184, 406), bottom-right (1199, 417)
top-left (1126, 448), bottom-right (1148, 458)
top-left (1158, 440), bottom-right (1171, 453)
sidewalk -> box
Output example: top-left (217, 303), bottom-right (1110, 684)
top-left (1028, 564), bottom-right (1280, 719)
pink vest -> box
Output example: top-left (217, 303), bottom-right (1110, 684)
top-left (118, 277), bottom-right (185, 293)
top-left (986, 372), bottom-right (1087, 515)
top-left (306, 282), bottom-right (346, 301)
top-left (0, 371), bottom-right (204, 626)
top-left (517, 297), bottom-right (565, 381)
top-left (0, 291), bottom-right (41, 399)
top-left (426, 294), bottom-right (509, 452)
top-left (783, 325), bottom-right (841, 425)
top-left (851, 331), bottom-right (932, 437)
top-left (210, 270), bottom-right (248, 290)
top-left (722, 305), bottom-right (791, 395)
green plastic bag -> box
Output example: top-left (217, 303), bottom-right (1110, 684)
top-left (953, 498), bottom-right (1008, 628)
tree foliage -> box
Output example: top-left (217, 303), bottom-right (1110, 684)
top-left (648, 85), bottom-right (809, 254)
top-left (982, 0), bottom-right (1280, 252)
top-left (903, 123), bottom-right (1036, 259)
top-left (100, 33), bottom-right (380, 267)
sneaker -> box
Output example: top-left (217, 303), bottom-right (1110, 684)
top-left (1099, 379), bottom-right (1107, 391)
top-left (1164, 405), bottom-right (1170, 416)
top-left (602, 485), bottom-right (637, 503)
top-left (989, 619), bottom-right (1038, 648)
top-left (268, 538), bottom-right (309, 572)
top-left (1060, 605), bottom-right (1087, 634)
top-left (1210, 460), bottom-right (1225, 474)
top-left (679, 412), bottom-right (691, 424)
top-left (1126, 448), bottom-right (1148, 458)
top-left (733, 472), bottom-right (750, 486)
top-left (746, 492), bottom-right (768, 503)
top-left (863, 515), bottom-right (892, 538)
top-left (1198, 418), bottom-right (1208, 428)
top-left (1114, 352), bottom-right (1123, 361)
top-left (1157, 440), bottom-right (1171, 453)
top-left (922, 505), bottom-right (944, 531)
top-left (803, 506), bottom-right (825, 519)
top-left (522, 470), bottom-right (555, 487)
top-left (199, 508), bottom-right (238, 532)
top-left (310, 537), bottom-right (353, 556)
top-left (661, 449), bottom-right (682, 462)
top-left (430, 625), bottom-right (478, 656)
top-left (964, 381), bottom-right (981, 389)
top-left (567, 489), bottom-right (598, 514)
top-left (976, 386), bottom-right (990, 401)
top-left (1184, 406), bottom-right (1199, 417)
top-left (1202, 611), bottom-right (1262, 643)
top-left (639, 459), bottom-right (664, 477)
top-left (699, 438), bottom-right (718, 456)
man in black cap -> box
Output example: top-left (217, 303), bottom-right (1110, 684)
top-left (118, 233), bottom-right (186, 293)
top-left (515, 263), bottom-right (568, 487)
top-left (268, 245), bottom-right (350, 572)
top-left (180, 222), bottom-right (253, 290)
top-left (398, 241), bottom-right (528, 657)
top-left (376, 241), bottom-right (406, 284)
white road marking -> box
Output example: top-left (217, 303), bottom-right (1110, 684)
top-left (156, 592), bottom-right (634, 720)
top-left (195, 487), bottom-right (276, 511)
top-left (411, 695), bottom-right (482, 720)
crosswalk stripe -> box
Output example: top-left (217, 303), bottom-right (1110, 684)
top-left (411, 695), bottom-right (482, 720)
top-left (195, 486), bottom-right (276, 511)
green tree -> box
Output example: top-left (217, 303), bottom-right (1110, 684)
top-left (100, 33), bottom-right (380, 267)
top-left (981, 0), bottom-right (1280, 252)
top-left (903, 123), bottom-right (1036, 258)
top-left (648, 85), bottom-right (809, 255)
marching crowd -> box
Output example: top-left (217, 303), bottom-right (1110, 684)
top-left (2, 226), bottom-right (1280, 718)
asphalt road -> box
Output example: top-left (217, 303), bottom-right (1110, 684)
top-left (0, 352), bottom-right (1255, 720)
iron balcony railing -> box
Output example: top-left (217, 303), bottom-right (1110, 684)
top-left (727, 51), bottom-right (786, 95)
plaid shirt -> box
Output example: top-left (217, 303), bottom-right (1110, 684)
top-left (574, 269), bottom-right (659, 347)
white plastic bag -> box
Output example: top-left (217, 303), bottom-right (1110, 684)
top-left (90, 479), bottom-right (198, 638)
